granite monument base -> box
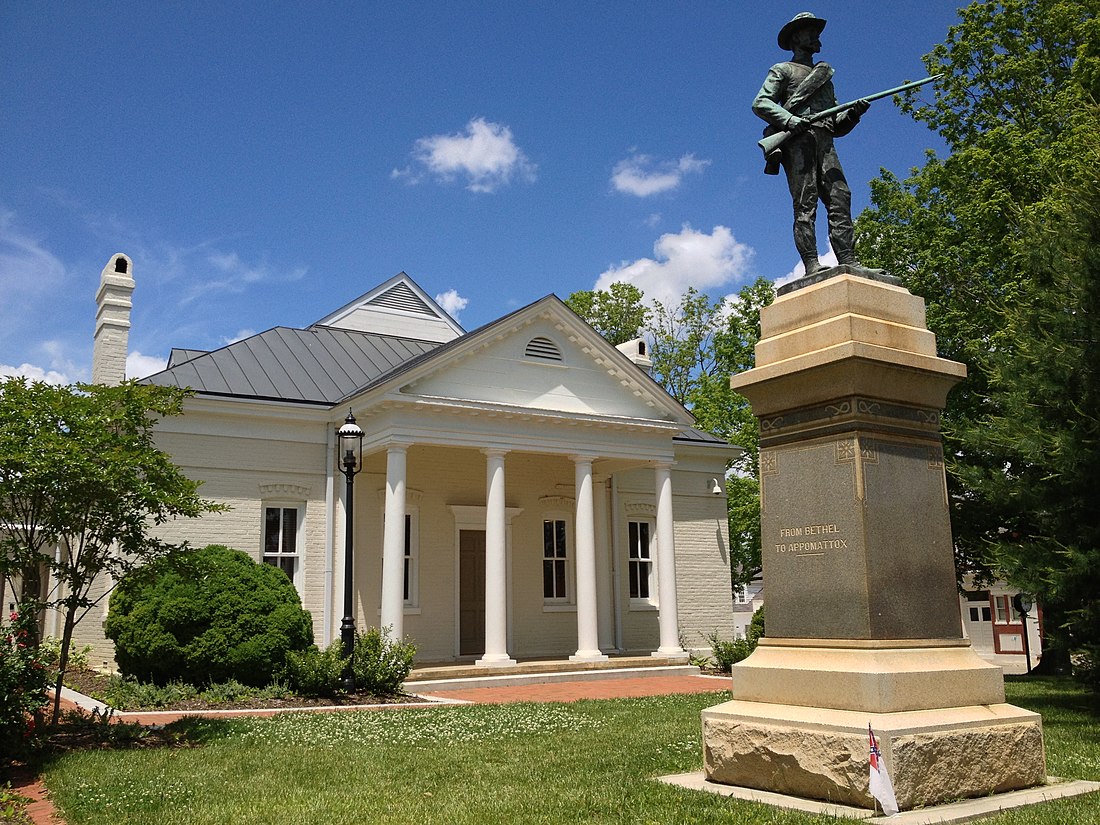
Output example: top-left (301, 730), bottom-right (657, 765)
top-left (702, 639), bottom-right (1046, 810)
top-left (702, 701), bottom-right (1045, 811)
top-left (706, 272), bottom-right (1047, 811)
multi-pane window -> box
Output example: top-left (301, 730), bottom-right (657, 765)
top-left (264, 506), bottom-right (300, 583)
top-left (993, 594), bottom-right (1013, 624)
top-left (628, 520), bottom-right (654, 600)
top-left (543, 519), bottom-right (568, 600)
top-left (403, 513), bottom-right (416, 605)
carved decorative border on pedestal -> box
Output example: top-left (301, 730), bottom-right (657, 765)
top-left (758, 396), bottom-right (943, 446)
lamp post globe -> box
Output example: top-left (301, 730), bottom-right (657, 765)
top-left (337, 411), bottom-right (364, 690)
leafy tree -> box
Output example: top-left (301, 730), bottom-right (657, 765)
top-left (105, 544), bottom-right (314, 687)
top-left (568, 278), bottom-right (775, 590)
top-left (564, 282), bottom-right (650, 346)
top-left (856, 0), bottom-right (1099, 676)
top-left (0, 378), bottom-right (224, 721)
top-left (687, 278), bottom-right (775, 586)
top-left (648, 287), bottom-right (725, 405)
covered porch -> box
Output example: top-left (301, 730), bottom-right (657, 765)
top-left (332, 430), bottom-right (692, 667)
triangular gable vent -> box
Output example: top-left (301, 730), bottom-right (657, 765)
top-left (369, 282), bottom-right (433, 315)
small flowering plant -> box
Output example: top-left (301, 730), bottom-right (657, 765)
top-left (1, 609), bottom-right (51, 755)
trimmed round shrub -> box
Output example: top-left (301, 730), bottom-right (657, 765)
top-left (105, 544), bottom-right (314, 686)
top-left (351, 626), bottom-right (416, 696)
top-left (285, 641), bottom-right (346, 697)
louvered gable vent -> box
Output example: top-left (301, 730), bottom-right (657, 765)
top-left (525, 336), bottom-right (563, 362)
top-left (369, 282), bottom-right (433, 315)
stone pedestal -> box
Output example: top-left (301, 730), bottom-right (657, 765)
top-left (704, 272), bottom-right (1046, 811)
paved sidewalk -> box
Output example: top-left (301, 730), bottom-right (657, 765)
top-left (14, 671), bottom-right (731, 824)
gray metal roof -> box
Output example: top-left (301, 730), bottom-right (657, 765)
top-left (673, 426), bottom-right (729, 446)
top-left (141, 296), bottom-right (730, 449)
top-left (167, 348), bottom-right (209, 368)
top-left (144, 326), bottom-right (440, 404)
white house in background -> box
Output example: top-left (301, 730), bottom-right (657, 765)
top-left (74, 256), bottom-right (737, 667)
top-left (731, 577), bottom-right (764, 640)
top-left (959, 580), bottom-right (1043, 675)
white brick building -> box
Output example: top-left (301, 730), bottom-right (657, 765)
top-left (78, 262), bottom-right (737, 667)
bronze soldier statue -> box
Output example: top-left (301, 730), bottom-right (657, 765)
top-left (753, 12), bottom-right (869, 277)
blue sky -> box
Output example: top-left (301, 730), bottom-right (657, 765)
top-left (1, 2), bottom-right (963, 383)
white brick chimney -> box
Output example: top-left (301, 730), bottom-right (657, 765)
top-left (92, 253), bottom-right (135, 386)
top-left (615, 337), bottom-right (653, 375)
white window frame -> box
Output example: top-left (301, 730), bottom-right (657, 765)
top-left (262, 501), bottom-right (304, 590)
top-left (627, 518), bottom-right (656, 605)
top-left (402, 510), bottom-right (420, 609)
top-left (542, 513), bottom-right (574, 608)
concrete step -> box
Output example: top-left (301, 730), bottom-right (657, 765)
top-left (407, 661), bottom-right (702, 693)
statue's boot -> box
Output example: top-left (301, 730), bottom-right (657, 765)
top-left (802, 257), bottom-right (824, 276)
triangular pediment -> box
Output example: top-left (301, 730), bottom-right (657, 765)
top-left (372, 297), bottom-right (691, 425)
top-left (314, 273), bottom-right (465, 343)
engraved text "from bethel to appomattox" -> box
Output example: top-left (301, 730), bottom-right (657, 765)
top-left (775, 523), bottom-right (847, 554)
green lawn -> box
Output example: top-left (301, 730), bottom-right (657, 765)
top-left (39, 678), bottom-right (1100, 825)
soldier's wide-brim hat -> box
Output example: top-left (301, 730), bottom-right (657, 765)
top-left (778, 12), bottom-right (826, 50)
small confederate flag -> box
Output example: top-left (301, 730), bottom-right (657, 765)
top-left (868, 724), bottom-right (899, 816)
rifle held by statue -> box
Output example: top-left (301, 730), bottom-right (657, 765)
top-left (759, 74), bottom-right (941, 169)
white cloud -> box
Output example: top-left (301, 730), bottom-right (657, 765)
top-left (775, 246), bottom-right (839, 289)
top-left (208, 252), bottom-right (268, 284)
top-left (0, 211), bottom-right (67, 320)
top-left (595, 225), bottom-right (753, 307)
top-left (434, 288), bottom-right (469, 321)
top-left (0, 362), bottom-right (70, 384)
top-left (126, 351), bottom-right (167, 379)
top-left (223, 329), bottom-right (257, 346)
top-left (396, 118), bottom-right (537, 193)
top-left (611, 153), bottom-right (710, 197)
top-left (40, 340), bottom-right (85, 383)
top-left (179, 251), bottom-right (308, 304)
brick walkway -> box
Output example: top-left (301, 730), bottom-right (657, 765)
top-left (12, 672), bottom-right (730, 824)
top-left (419, 672), bottom-right (729, 704)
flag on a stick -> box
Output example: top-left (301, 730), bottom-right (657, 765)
top-left (868, 724), bottom-right (899, 816)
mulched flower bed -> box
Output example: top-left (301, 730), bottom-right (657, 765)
top-left (61, 668), bottom-right (423, 713)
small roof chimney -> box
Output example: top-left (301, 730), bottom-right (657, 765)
top-left (92, 253), bottom-right (135, 385)
top-left (615, 337), bottom-right (653, 375)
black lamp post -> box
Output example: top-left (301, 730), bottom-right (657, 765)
top-left (337, 410), bottom-right (364, 690)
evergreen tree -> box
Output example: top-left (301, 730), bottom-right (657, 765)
top-left (856, 0), bottom-right (1100, 679)
top-left (956, 133), bottom-right (1100, 679)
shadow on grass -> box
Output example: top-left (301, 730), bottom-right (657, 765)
top-left (1005, 675), bottom-right (1100, 743)
top-left (2, 710), bottom-right (247, 780)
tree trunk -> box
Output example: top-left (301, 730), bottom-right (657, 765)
top-left (51, 604), bottom-right (79, 725)
top-left (1030, 600), bottom-right (1073, 676)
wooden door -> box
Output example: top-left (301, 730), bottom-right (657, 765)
top-left (459, 530), bottom-right (486, 657)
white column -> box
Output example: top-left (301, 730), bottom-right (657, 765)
top-left (571, 456), bottom-right (608, 662)
top-left (478, 449), bottom-right (516, 666)
top-left (380, 445), bottom-right (408, 640)
top-left (654, 462), bottom-right (686, 658)
top-left (593, 475), bottom-right (614, 651)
